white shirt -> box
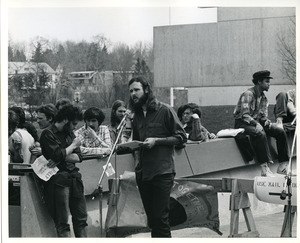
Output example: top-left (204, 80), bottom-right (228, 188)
top-left (9, 128), bottom-right (35, 164)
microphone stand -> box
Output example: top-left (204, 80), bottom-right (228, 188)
top-left (280, 117), bottom-right (296, 237)
top-left (97, 118), bottom-right (127, 237)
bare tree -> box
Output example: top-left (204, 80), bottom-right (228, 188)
top-left (277, 18), bottom-right (296, 84)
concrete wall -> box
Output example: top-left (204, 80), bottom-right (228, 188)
top-left (153, 7), bottom-right (295, 88)
top-left (188, 84), bottom-right (296, 106)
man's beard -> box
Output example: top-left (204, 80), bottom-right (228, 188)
top-left (131, 93), bottom-right (148, 109)
top-left (63, 122), bottom-right (72, 133)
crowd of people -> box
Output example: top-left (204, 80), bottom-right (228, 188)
top-left (8, 71), bottom-right (296, 237)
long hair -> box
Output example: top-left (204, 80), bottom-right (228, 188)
top-left (55, 104), bottom-right (83, 123)
top-left (9, 106), bottom-right (39, 141)
top-left (110, 100), bottom-right (126, 127)
top-left (9, 110), bottom-right (19, 136)
top-left (128, 76), bottom-right (155, 112)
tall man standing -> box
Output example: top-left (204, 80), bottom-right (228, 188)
top-left (233, 70), bottom-right (289, 176)
top-left (40, 104), bottom-right (88, 237)
top-left (128, 77), bottom-right (187, 237)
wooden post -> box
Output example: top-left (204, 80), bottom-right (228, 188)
top-left (228, 178), bottom-right (259, 237)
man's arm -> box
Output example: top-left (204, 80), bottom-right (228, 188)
top-left (40, 130), bottom-right (81, 163)
top-left (141, 136), bottom-right (181, 149)
top-left (79, 146), bottom-right (111, 156)
top-left (239, 91), bottom-right (261, 125)
top-left (287, 90), bottom-right (296, 116)
top-left (65, 153), bottom-right (81, 163)
top-left (188, 114), bottom-right (208, 141)
top-left (78, 126), bottom-right (112, 148)
top-left (11, 141), bottom-right (23, 163)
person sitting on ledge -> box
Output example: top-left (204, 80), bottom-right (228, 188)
top-left (233, 70), bottom-right (289, 177)
top-left (178, 103), bottom-right (216, 142)
top-left (274, 88), bottom-right (296, 131)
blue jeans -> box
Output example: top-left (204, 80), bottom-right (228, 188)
top-left (44, 177), bottom-right (88, 237)
top-left (235, 119), bottom-right (289, 164)
top-left (136, 173), bottom-right (175, 238)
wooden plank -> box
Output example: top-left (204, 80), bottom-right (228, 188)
top-left (222, 178), bottom-right (254, 193)
top-left (232, 230), bottom-right (260, 237)
top-left (20, 175), bottom-right (56, 237)
top-left (228, 179), bottom-right (259, 238)
top-left (243, 207), bottom-right (257, 232)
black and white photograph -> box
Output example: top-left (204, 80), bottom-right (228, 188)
top-left (1, 0), bottom-right (298, 241)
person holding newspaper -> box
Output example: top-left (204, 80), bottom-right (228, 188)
top-left (39, 104), bottom-right (88, 237)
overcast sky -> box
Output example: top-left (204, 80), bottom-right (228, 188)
top-left (7, 6), bottom-right (217, 46)
top-left (5, 0), bottom-right (299, 46)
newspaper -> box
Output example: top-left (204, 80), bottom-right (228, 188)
top-left (117, 140), bottom-right (144, 150)
top-left (31, 155), bottom-right (59, 181)
top-left (103, 163), bottom-right (115, 177)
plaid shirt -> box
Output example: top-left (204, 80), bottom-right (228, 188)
top-left (74, 125), bottom-right (112, 155)
top-left (233, 86), bottom-right (268, 125)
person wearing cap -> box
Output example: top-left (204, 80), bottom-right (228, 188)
top-left (233, 70), bottom-right (289, 176)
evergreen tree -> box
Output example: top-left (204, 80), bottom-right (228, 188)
top-left (8, 46), bottom-right (14, 61)
top-left (43, 48), bottom-right (57, 69)
top-left (31, 42), bottom-right (44, 63)
top-left (133, 58), bottom-right (153, 86)
top-left (15, 49), bottom-right (27, 62)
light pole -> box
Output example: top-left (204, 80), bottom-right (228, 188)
top-left (74, 91), bottom-right (80, 104)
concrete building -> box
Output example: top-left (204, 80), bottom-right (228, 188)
top-left (153, 7), bottom-right (296, 106)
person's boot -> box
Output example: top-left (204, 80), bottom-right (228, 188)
top-left (74, 226), bottom-right (87, 237)
top-left (260, 162), bottom-right (275, 177)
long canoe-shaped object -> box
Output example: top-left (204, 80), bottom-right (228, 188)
top-left (77, 136), bottom-right (296, 194)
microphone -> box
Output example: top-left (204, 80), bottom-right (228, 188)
top-left (280, 190), bottom-right (287, 200)
top-left (117, 110), bottom-right (131, 130)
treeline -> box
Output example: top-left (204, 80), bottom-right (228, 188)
top-left (8, 35), bottom-right (154, 76)
top-left (8, 35), bottom-right (169, 110)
